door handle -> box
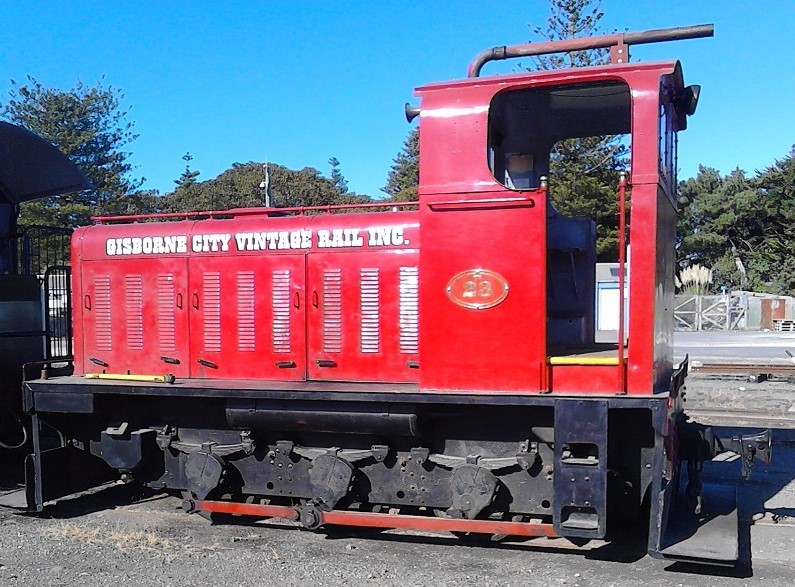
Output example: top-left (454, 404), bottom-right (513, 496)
top-left (293, 291), bottom-right (300, 309)
top-left (84, 294), bottom-right (91, 310)
top-left (312, 291), bottom-right (319, 308)
top-left (192, 292), bottom-right (199, 309)
top-left (197, 358), bottom-right (218, 369)
top-left (176, 293), bottom-right (183, 309)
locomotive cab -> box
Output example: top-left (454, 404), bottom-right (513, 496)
top-left (415, 60), bottom-right (674, 395)
top-left (487, 80), bottom-right (632, 349)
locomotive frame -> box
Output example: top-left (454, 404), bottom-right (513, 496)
top-left (17, 24), bottom-right (773, 566)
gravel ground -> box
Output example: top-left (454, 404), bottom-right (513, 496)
top-left (2, 333), bottom-right (794, 586)
top-left (682, 373), bottom-right (795, 430)
top-left (1, 483), bottom-right (793, 587)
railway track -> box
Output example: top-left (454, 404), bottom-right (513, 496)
top-left (684, 362), bottom-right (795, 429)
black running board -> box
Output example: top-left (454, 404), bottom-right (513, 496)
top-left (651, 483), bottom-right (739, 566)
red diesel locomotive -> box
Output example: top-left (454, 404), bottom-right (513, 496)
top-left (21, 25), bottom-right (770, 565)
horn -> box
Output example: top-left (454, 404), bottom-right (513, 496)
top-left (404, 103), bottom-right (421, 123)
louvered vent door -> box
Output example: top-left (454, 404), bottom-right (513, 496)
top-left (307, 251), bottom-right (419, 383)
top-left (188, 255), bottom-right (305, 380)
top-left (79, 259), bottom-right (189, 376)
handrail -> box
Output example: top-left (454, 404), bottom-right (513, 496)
top-left (91, 201), bottom-right (419, 224)
top-left (617, 171), bottom-right (629, 394)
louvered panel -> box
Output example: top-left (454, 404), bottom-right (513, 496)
top-left (94, 275), bottom-right (112, 352)
top-left (125, 274), bottom-right (144, 350)
top-left (399, 266), bottom-right (419, 354)
top-left (237, 271), bottom-right (256, 352)
top-left (203, 272), bottom-right (222, 352)
top-left (360, 268), bottom-right (380, 353)
top-left (156, 274), bottom-right (176, 352)
top-left (322, 268), bottom-right (342, 353)
top-left (272, 269), bottom-right (292, 354)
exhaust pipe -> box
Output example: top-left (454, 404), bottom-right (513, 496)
top-left (468, 24), bottom-right (714, 77)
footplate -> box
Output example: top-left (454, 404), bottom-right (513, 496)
top-left (652, 482), bottom-right (739, 566)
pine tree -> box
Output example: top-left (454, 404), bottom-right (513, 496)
top-left (530, 0), bottom-right (608, 69)
top-left (175, 152), bottom-right (200, 189)
top-left (2, 76), bottom-right (149, 226)
top-left (382, 127), bottom-right (419, 202)
top-left (328, 157), bottom-right (349, 195)
top-left (529, 0), bottom-right (629, 260)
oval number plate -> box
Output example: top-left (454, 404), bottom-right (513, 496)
top-left (446, 269), bottom-right (509, 310)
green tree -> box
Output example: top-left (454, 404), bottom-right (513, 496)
top-left (328, 157), bottom-right (349, 195)
top-left (529, 0), bottom-right (629, 260)
top-left (161, 162), bottom-right (371, 213)
top-left (175, 152), bottom-right (200, 189)
top-left (530, 0), bottom-right (608, 69)
top-left (382, 127), bottom-right (419, 202)
top-left (2, 76), bottom-right (149, 226)
top-left (754, 147), bottom-right (795, 293)
top-left (677, 150), bottom-right (795, 294)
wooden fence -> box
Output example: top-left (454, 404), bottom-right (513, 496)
top-left (674, 294), bottom-right (748, 331)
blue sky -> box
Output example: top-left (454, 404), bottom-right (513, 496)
top-left (1, 1), bottom-right (793, 199)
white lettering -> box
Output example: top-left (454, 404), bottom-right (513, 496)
top-left (368, 226), bottom-right (389, 246)
top-left (105, 235), bottom-right (188, 256)
top-left (235, 233), bottom-right (250, 251)
top-left (277, 231), bottom-right (289, 250)
top-left (330, 229), bottom-right (345, 248)
top-left (103, 225), bottom-right (408, 256)
top-left (152, 237), bottom-right (164, 254)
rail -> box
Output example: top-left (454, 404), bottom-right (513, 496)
top-left (91, 201), bottom-right (419, 224)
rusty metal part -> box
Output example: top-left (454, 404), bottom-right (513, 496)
top-left (689, 362), bottom-right (795, 376)
top-left (468, 24), bottom-right (714, 77)
top-left (194, 499), bottom-right (557, 538)
top-left (686, 409), bottom-right (795, 430)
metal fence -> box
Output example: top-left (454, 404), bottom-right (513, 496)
top-left (16, 225), bottom-right (72, 277)
top-left (674, 294), bottom-right (748, 331)
top-left (44, 265), bottom-right (72, 360)
top-left (15, 226), bottom-right (74, 360)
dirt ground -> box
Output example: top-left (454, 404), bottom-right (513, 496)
top-left (1, 358), bottom-right (794, 585)
top-left (1, 482), bottom-right (793, 587)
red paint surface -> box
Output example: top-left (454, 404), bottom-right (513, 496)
top-left (195, 500), bottom-right (556, 537)
top-left (72, 59), bottom-right (691, 397)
